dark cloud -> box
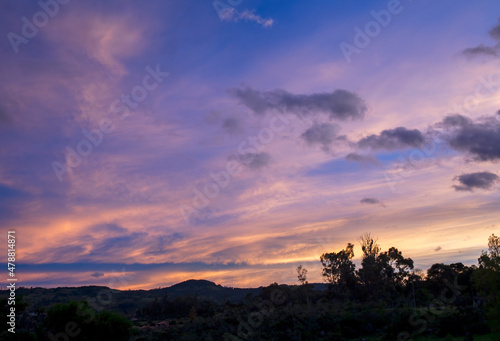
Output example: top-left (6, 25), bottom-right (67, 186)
top-left (453, 171), bottom-right (499, 192)
top-left (490, 18), bottom-right (500, 41)
top-left (462, 18), bottom-right (500, 58)
top-left (231, 86), bottom-right (366, 120)
top-left (358, 127), bottom-right (425, 151)
top-left (345, 153), bottom-right (378, 165)
top-left (439, 114), bottom-right (500, 162)
top-left (463, 44), bottom-right (499, 59)
top-left (222, 117), bottom-right (243, 134)
top-left (91, 272), bottom-right (104, 277)
top-left (301, 123), bottom-right (340, 151)
top-left (438, 114), bottom-right (472, 128)
top-left (434, 246), bottom-right (442, 252)
top-left (360, 197), bottom-right (385, 207)
top-left (238, 152), bottom-right (271, 170)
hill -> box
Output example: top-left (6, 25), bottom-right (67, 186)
top-left (0, 279), bottom-right (263, 317)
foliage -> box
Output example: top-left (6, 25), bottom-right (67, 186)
top-left (1, 232), bottom-right (499, 340)
top-left (320, 242), bottom-right (356, 292)
top-left (42, 300), bottom-right (132, 341)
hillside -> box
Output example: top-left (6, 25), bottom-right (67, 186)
top-left (0, 279), bottom-right (263, 316)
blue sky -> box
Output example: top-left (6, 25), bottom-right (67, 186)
top-left (0, 0), bottom-right (500, 289)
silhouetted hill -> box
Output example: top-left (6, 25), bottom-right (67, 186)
top-left (0, 279), bottom-right (263, 317)
top-left (160, 279), bottom-right (262, 303)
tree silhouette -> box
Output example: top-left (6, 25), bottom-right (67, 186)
top-left (320, 243), bottom-right (356, 294)
top-left (478, 233), bottom-right (500, 271)
top-left (296, 265), bottom-right (308, 285)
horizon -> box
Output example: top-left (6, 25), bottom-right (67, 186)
top-left (1, 0), bottom-right (500, 291)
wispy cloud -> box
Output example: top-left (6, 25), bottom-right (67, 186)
top-left (221, 8), bottom-right (274, 28)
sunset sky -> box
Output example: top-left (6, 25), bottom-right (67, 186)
top-left (1, 0), bottom-right (500, 289)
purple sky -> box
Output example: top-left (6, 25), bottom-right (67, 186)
top-left (1, 0), bottom-right (499, 289)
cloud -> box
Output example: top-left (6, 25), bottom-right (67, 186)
top-left (452, 171), bottom-right (499, 192)
top-left (91, 272), bottom-right (105, 277)
top-left (222, 116), bottom-right (244, 134)
top-left (462, 17), bottom-right (500, 59)
top-left (360, 197), bottom-right (385, 207)
top-left (490, 18), bottom-right (500, 41)
top-left (220, 9), bottom-right (274, 28)
top-left (463, 44), bottom-right (499, 58)
top-left (345, 153), bottom-right (378, 165)
top-left (43, 9), bottom-right (150, 76)
top-left (301, 123), bottom-right (340, 151)
top-left (438, 114), bottom-right (472, 128)
top-left (237, 152), bottom-right (271, 170)
top-left (358, 127), bottom-right (425, 151)
top-left (438, 114), bottom-right (500, 162)
top-left (231, 87), bottom-right (367, 121)
top-left (434, 246), bottom-right (442, 252)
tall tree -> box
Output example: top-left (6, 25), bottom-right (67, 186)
top-left (357, 233), bottom-right (381, 291)
top-left (478, 233), bottom-right (500, 271)
top-left (381, 247), bottom-right (414, 286)
top-left (320, 243), bottom-right (356, 291)
top-left (473, 233), bottom-right (500, 331)
top-left (297, 265), bottom-right (308, 285)
top-left (358, 233), bottom-right (414, 301)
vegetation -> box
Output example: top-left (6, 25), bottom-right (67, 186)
top-left (1, 233), bottom-right (499, 340)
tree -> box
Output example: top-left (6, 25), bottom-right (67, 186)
top-left (44, 301), bottom-right (132, 341)
top-left (357, 233), bottom-right (381, 291)
top-left (357, 233), bottom-right (414, 301)
top-left (478, 233), bottom-right (500, 271)
top-left (473, 233), bottom-right (500, 331)
top-left (381, 247), bottom-right (414, 286)
top-left (320, 243), bottom-right (356, 291)
top-left (297, 265), bottom-right (308, 285)
top-left (360, 232), bottom-right (380, 258)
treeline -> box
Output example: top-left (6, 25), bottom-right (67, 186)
top-left (1, 233), bottom-right (499, 340)
top-left (136, 232), bottom-right (500, 340)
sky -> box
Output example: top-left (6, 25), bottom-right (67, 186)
top-left (0, 0), bottom-right (500, 290)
